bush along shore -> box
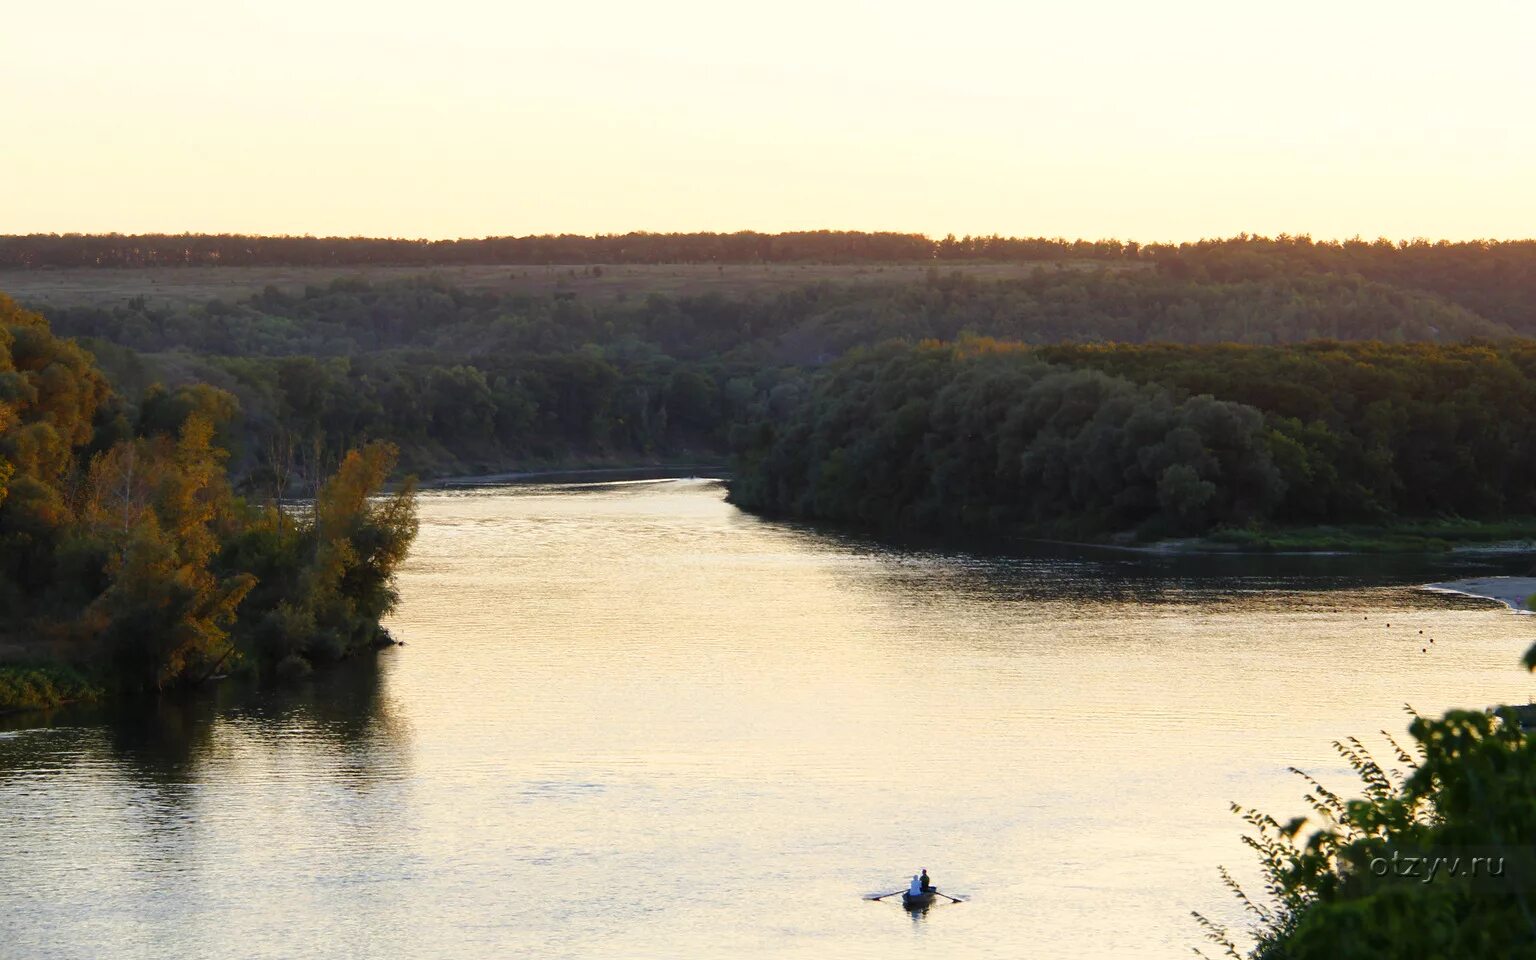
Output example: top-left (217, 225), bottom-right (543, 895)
top-left (729, 339), bottom-right (1536, 551)
top-left (0, 665), bottom-right (102, 714)
top-left (0, 294), bottom-right (418, 715)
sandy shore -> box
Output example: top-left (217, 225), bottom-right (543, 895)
top-left (1422, 576), bottom-right (1536, 613)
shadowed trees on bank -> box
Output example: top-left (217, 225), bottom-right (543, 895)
top-left (224, 443), bottom-right (418, 676)
top-left (729, 339), bottom-right (1536, 539)
top-left (0, 295), bottom-right (416, 705)
top-left (729, 342), bottom-right (1284, 537)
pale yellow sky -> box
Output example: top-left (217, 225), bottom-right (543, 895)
top-left (3, 0), bottom-right (1533, 241)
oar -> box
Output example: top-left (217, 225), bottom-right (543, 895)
top-left (933, 891), bottom-right (964, 904)
top-left (865, 890), bottom-right (906, 901)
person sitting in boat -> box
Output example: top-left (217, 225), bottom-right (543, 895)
top-left (908, 874), bottom-right (924, 897)
top-left (920, 869), bottom-right (933, 893)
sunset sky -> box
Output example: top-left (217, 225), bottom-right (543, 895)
top-left (4, 0), bottom-right (1533, 241)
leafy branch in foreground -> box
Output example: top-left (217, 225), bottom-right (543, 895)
top-left (1195, 703), bottom-right (1536, 958)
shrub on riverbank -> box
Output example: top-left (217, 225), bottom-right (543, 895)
top-left (221, 442), bottom-right (419, 668)
top-left (0, 665), bottom-right (101, 713)
top-left (1198, 708), bottom-right (1536, 958)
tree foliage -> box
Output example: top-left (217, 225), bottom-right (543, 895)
top-left (729, 341), bottom-right (1288, 536)
top-left (0, 294), bottom-right (417, 697)
top-left (730, 338), bottom-right (1536, 538)
top-left (1199, 709), bottom-right (1536, 959)
top-left (5, 230), bottom-right (1536, 343)
top-left (34, 249), bottom-right (1530, 485)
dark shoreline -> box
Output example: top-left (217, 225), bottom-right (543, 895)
top-left (427, 463), bottom-right (732, 489)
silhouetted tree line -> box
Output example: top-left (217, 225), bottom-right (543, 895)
top-left (729, 339), bottom-right (1536, 537)
top-left (0, 231), bottom-right (942, 267)
top-left (0, 295), bottom-right (417, 703)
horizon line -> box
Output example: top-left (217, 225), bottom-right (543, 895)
top-left (3, 230), bottom-right (1535, 247)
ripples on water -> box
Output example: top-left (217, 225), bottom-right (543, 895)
top-left (3, 479), bottom-right (1533, 959)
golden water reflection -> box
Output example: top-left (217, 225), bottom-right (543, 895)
top-left (3, 479), bottom-right (1533, 959)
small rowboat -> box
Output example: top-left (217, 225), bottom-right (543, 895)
top-left (902, 890), bottom-right (936, 910)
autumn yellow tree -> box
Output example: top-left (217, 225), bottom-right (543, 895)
top-left (82, 415), bottom-right (255, 688)
top-left (3, 295), bottom-right (420, 705)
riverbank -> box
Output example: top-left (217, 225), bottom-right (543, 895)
top-left (1139, 519), bottom-right (1536, 555)
top-left (1014, 523), bottom-right (1536, 557)
top-left (735, 507), bottom-right (1536, 557)
top-left (429, 462), bottom-right (731, 489)
top-left (1421, 577), bottom-right (1536, 613)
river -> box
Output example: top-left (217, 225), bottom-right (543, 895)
top-left (3, 479), bottom-right (1534, 959)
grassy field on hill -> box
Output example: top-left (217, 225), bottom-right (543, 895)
top-left (0, 260), bottom-right (1133, 311)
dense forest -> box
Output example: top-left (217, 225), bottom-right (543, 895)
top-left (0, 295), bottom-right (417, 711)
top-left (6, 232), bottom-right (1536, 551)
top-left (729, 339), bottom-right (1536, 540)
top-left (22, 242), bottom-right (1535, 486)
top-left (46, 266), bottom-right (1514, 358)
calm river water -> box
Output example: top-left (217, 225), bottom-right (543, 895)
top-left (4, 479), bottom-right (1535, 959)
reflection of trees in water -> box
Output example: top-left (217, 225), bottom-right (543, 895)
top-left (218, 653), bottom-right (410, 768)
top-left (773, 519), bottom-right (1534, 611)
top-left (0, 652), bottom-right (409, 791)
top-left (0, 654), bottom-right (413, 937)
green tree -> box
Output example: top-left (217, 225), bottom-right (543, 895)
top-left (1199, 708), bottom-right (1536, 959)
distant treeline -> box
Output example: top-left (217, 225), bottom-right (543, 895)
top-left (9, 231), bottom-right (1534, 332)
top-left (0, 230), bottom-right (1525, 274)
top-left (729, 339), bottom-right (1536, 539)
top-left (33, 259), bottom-right (1530, 484)
top-left (0, 231), bottom-right (975, 267)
